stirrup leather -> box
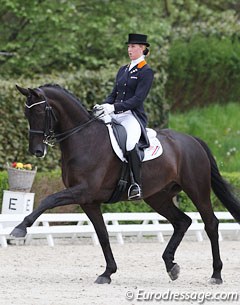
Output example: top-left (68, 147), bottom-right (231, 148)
top-left (128, 183), bottom-right (142, 200)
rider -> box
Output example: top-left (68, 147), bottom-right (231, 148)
top-left (95, 33), bottom-right (154, 200)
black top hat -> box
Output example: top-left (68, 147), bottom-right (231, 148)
top-left (126, 33), bottom-right (150, 47)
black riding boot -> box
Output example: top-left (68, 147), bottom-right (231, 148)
top-left (127, 146), bottom-right (142, 200)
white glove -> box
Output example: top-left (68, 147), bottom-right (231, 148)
top-left (102, 103), bottom-right (115, 115)
top-left (93, 104), bottom-right (102, 110)
top-left (93, 103), bottom-right (114, 116)
top-left (92, 104), bottom-right (104, 118)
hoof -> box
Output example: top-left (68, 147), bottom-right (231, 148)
top-left (208, 277), bottom-right (223, 285)
top-left (10, 227), bottom-right (27, 238)
top-left (168, 264), bottom-right (180, 281)
top-left (94, 275), bottom-right (111, 284)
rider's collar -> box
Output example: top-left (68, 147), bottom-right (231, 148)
top-left (129, 55), bottom-right (145, 71)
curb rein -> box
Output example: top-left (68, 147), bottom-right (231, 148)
top-left (25, 100), bottom-right (101, 147)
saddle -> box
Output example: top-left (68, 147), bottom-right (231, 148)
top-left (104, 116), bottom-right (162, 203)
top-left (111, 117), bottom-right (149, 161)
top-left (106, 118), bottom-right (162, 163)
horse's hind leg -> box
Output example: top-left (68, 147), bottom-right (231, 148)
top-left (145, 192), bottom-right (192, 281)
top-left (183, 184), bottom-right (223, 284)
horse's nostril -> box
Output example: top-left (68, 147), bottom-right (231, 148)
top-left (35, 150), bottom-right (44, 157)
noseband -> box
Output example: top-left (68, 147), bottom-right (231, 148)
top-left (26, 100), bottom-right (100, 147)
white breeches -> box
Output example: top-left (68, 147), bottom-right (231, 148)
top-left (110, 111), bottom-right (141, 151)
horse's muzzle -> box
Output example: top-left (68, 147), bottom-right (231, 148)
top-left (34, 150), bottom-right (44, 157)
top-left (29, 144), bottom-right (47, 158)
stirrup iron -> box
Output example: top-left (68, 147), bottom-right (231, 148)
top-left (128, 183), bottom-right (142, 200)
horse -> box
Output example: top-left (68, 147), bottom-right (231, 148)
top-left (12, 84), bottom-right (240, 285)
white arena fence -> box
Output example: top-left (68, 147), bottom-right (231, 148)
top-left (0, 212), bottom-right (239, 248)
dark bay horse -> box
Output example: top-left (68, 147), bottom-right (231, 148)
top-left (12, 84), bottom-right (240, 285)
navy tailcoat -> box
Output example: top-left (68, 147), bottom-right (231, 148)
top-left (104, 61), bottom-right (154, 128)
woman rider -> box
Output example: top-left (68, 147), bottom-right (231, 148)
top-left (94, 33), bottom-right (154, 200)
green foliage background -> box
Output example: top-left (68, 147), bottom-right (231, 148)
top-left (1, 0), bottom-right (239, 75)
top-left (1, 0), bottom-right (239, 171)
top-left (167, 36), bottom-right (240, 110)
top-left (169, 103), bottom-right (240, 172)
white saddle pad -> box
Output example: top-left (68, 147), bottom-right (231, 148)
top-left (104, 118), bottom-right (163, 162)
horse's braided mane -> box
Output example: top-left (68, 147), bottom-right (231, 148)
top-left (38, 83), bottom-right (100, 120)
top-left (39, 83), bottom-right (89, 110)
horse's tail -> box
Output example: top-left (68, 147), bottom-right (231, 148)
top-left (194, 136), bottom-right (240, 223)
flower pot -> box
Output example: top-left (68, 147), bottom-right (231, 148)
top-left (7, 166), bottom-right (37, 192)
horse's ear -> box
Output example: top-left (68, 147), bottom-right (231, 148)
top-left (16, 84), bottom-right (29, 96)
top-left (28, 88), bottom-right (40, 98)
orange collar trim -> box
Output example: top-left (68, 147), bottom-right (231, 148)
top-left (137, 60), bottom-right (147, 69)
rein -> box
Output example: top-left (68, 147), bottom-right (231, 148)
top-left (53, 116), bottom-right (99, 144)
top-left (26, 100), bottom-right (101, 147)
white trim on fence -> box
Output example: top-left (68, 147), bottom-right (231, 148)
top-left (0, 212), bottom-right (239, 248)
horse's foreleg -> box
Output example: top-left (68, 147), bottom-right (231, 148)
top-left (10, 186), bottom-right (117, 284)
top-left (10, 188), bottom-right (77, 238)
top-left (81, 204), bottom-right (117, 284)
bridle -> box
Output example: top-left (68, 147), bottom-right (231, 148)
top-left (26, 100), bottom-right (57, 147)
top-left (25, 99), bottom-right (100, 147)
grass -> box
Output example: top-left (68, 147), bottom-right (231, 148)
top-left (169, 102), bottom-right (240, 172)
